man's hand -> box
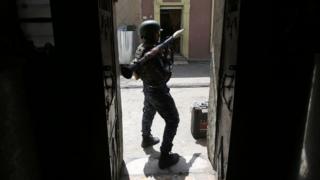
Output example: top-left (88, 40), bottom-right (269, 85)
top-left (132, 71), bottom-right (140, 80)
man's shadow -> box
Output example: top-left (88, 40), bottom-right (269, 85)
top-left (142, 147), bottom-right (201, 179)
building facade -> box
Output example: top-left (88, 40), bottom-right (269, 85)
top-left (142, 0), bottom-right (212, 61)
top-left (116, 0), bottom-right (212, 61)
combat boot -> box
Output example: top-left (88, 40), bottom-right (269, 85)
top-left (141, 134), bottom-right (160, 148)
top-left (158, 152), bottom-right (180, 169)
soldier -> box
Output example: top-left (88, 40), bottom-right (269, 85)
top-left (131, 20), bottom-right (180, 169)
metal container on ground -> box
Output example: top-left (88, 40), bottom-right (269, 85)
top-left (191, 101), bottom-right (208, 139)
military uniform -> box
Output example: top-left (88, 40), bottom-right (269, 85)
top-left (130, 19), bottom-right (180, 169)
top-left (132, 42), bottom-right (179, 153)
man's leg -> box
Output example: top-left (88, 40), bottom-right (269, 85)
top-left (148, 90), bottom-right (180, 169)
top-left (157, 94), bottom-right (179, 154)
top-left (141, 95), bottom-right (160, 148)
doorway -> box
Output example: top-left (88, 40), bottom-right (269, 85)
top-left (160, 9), bottom-right (182, 54)
top-left (117, 1), bottom-right (217, 179)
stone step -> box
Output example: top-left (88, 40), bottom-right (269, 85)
top-left (121, 155), bottom-right (217, 180)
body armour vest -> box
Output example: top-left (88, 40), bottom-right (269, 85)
top-left (133, 43), bottom-right (172, 87)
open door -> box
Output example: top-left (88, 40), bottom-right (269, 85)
top-left (215, 1), bottom-right (240, 179)
top-left (160, 8), bottom-right (182, 54)
top-left (209, 0), bottom-right (241, 179)
top-left (98, 0), bottom-right (123, 179)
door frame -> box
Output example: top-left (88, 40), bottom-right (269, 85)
top-left (154, 0), bottom-right (190, 59)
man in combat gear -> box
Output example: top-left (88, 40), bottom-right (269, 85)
top-left (131, 20), bottom-right (180, 169)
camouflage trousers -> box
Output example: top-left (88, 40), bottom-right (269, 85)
top-left (142, 84), bottom-right (180, 153)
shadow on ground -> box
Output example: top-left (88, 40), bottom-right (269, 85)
top-left (142, 147), bottom-right (201, 179)
top-left (120, 144), bottom-right (215, 180)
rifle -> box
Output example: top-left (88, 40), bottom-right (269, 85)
top-left (120, 29), bottom-right (184, 79)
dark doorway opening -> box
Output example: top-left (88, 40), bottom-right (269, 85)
top-left (160, 9), bottom-right (182, 54)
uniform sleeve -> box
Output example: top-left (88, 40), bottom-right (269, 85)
top-left (130, 44), bottom-right (145, 78)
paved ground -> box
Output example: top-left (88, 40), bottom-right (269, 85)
top-left (119, 61), bottom-right (217, 179)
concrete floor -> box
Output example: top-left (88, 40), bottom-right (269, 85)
top-left (119, 61), bottom-right (217, 179)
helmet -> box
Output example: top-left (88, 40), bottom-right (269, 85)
top-left (139, 20), bottom-right (161, 41)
